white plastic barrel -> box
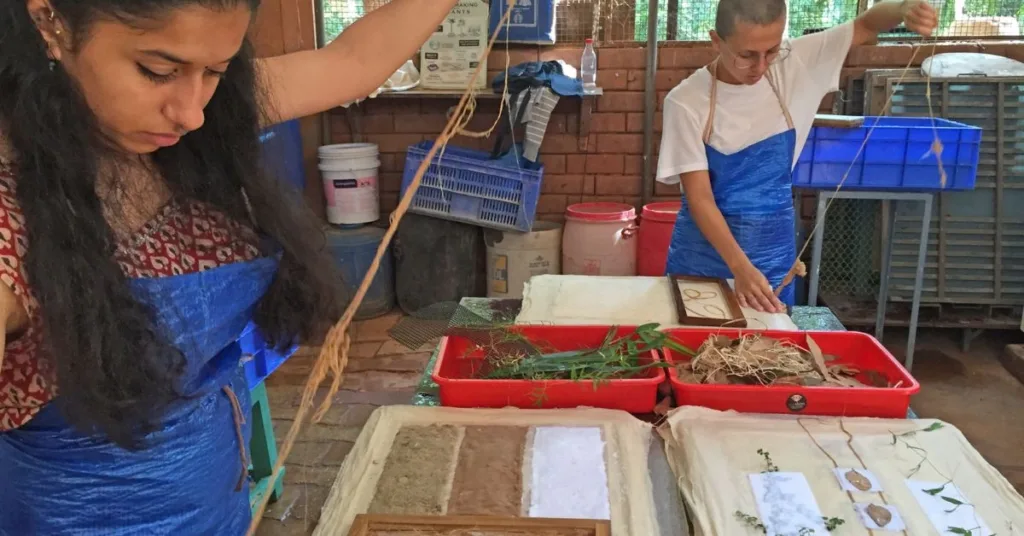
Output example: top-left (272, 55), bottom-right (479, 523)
top-left (484, 221), bottom-right (563, 299)
top-left (318, 143), bottom-right (381, 225)
top-left (562, 202), bottom-right (638, 276)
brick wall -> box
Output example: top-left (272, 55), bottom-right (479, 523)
top-left (328, 41), bottom-right (1024, 223)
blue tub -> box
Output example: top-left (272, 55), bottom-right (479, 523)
top-left (794, 116), bottom-right (982, 192)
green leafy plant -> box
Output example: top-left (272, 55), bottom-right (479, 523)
top-left (734, 511), bottom-right (766, 533)
top-left (734, 511), bottom-right (846, 534)
top-left (757, 448), bottom-right (779, 473)
top-left (478, 324), bottom-right (692, 384)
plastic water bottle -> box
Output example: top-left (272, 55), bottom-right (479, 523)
top-left (581, 38), bottom-right (598, 94)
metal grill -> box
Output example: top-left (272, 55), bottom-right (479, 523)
top-left (321, 0), bottom-right (369, 44)
top-left (319, 0), bottom-right (619, 44)
top-left (815, 198), bottom-right (884, 303)
top-left (860, 73), bottom-right (1024, 307)
top-left (319, 0), bottom-right (1023, 45)
top-left (635, 0), bottom-right (861, 41)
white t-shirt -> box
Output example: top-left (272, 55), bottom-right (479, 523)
top-left (656, 22), bottom-right (855, 185)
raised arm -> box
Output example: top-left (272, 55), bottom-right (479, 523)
top-left (852, 0), bottom-right (937, 46)
top-left (256, 0), bottom-right (462, 124)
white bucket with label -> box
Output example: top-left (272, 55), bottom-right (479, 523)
top-left (318, 143), bottom-right (381, 225)
top-left (484, 221), bottom-right (563, 299)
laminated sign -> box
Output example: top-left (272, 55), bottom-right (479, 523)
top-left (420, 0), bottom-right (489, 90)
top-left (489, 0), bottom-right (557, 44)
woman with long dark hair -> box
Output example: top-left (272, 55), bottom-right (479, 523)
top-left (0, 0), bottom-right (460, 532)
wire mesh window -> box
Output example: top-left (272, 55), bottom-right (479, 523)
top-left (634, 0), bottom-right (861, 42)
top-left (319, 0), bottom-right (606, 44)
top-left (319, 0), bottom-right (1024, 45)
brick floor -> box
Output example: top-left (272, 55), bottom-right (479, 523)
top-left (255, 311), bottom-right (431, 536)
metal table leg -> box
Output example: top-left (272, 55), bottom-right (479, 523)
top-left (905, 194), bottom-right (933, 372)
top-left (807, 192), bottom-right (828, 307)
top-left (805, 191), bottom-right (932, 372)
top-left (875, 199), bottom-right (896, 341)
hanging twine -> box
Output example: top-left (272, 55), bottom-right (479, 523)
top-left (775, 32), bottom-right (946, 298)
top-left (245, 2), bottom-right (517, 533)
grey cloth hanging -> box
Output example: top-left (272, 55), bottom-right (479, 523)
top-left (491, 86), bottom-right (560, 163)
top-left (519, 87), bottom-right (559, 161)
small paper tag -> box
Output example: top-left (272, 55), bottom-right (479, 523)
top-left (854, 503), bottom-right (906, 531)
top-left (834, 468), bottom-right (883, 493)
top-left (748, 472), bottom-right (828, 536)
top-left (906, 480), bottom-right (992, 536)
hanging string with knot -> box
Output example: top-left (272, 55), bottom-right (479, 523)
top-left (774, 29), bottom-right (947, 298)
top-left (246, 2), bottom-right (518, 533)
top-left (444, 31), bottom-right (514, 139)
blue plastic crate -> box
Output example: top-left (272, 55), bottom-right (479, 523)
top-left (240, 322), bottom-right (299, 389)
top-left (400, 141), bottom-right (544, 232)
top-left (794, 116), bottom-right (982, 191)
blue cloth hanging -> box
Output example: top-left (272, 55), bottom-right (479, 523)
top-left (491, 60), bottom-right (583, 97)
top-left (0, 253), bottom-right (281, 535)
top-left (665, 129), bottom-right (798, 307)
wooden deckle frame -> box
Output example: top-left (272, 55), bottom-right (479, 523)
top-left (347, 514), bottom-right (610, 535)
top-left (668, 275), bottom-right (746, 328)
top-left (313, 405), bottom-right (660, 536)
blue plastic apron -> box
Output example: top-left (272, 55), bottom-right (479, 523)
top-left (665, 59), bottom-right (798, 307)
top-left (0, 251), bottom-right (280, 535)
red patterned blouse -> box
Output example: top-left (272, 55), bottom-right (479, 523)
top-left (0, 156), bottom-right (262, 430)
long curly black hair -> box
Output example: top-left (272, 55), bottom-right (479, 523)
top-left (0, 0), bottom-right (346, 448)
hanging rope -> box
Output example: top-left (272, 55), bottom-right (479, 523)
top-left (774, 30), bottom-right (946, 298)
top-left (245, 2), bottom-right (517, 532)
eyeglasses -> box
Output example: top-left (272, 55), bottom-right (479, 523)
top-left (720, 41), bottom-right (792, 70)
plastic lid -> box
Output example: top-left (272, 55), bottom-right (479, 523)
top-left (566, 202), bottom-right (636, 222)
top-left (318, 143), bottom-right (379, 158)
top-left (585, 38), bottom-right (594, 44)
top-left (641, 201), bottom-right (682, 223)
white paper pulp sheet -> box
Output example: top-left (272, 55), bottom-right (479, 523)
top-left (528, 426), bottom-right (611, 520)
top-left (516, 275), bottom-right (799, 331)
top-left (657, 406), bottom-right (1024, 536)
top-left (313, 406), bottom-right (660, 536)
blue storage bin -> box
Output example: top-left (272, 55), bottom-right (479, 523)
top-left (326, 225), bottom-right (396, 320)
top-left (400, 141), bottom-right (544, 232)
top-left (240, 322), bottom-right (299, 389)
top-left (794, 116), bottom-right (982, 191)
top-left (489, 0), bottom-right (556, 44)
top-left (259, 119), bottom-right (307, 194)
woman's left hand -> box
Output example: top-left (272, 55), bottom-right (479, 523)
top-left (901, 0), bottom-right (939, 37)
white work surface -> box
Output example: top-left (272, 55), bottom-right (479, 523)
top-left (516, 275), bottom-right (799, 331)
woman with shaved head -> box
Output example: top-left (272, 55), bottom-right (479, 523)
top-left (658, 0), bottom-right (937, 313)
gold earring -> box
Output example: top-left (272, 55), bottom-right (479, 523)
top-left (47, 8), bottom-right (61, 36)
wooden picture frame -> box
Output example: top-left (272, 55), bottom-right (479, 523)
top-left (347, 514), bottom-right (611, 536)
top-left (668, 275), bottom-right (747, 328)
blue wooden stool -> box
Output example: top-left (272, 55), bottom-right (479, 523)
top-left (248, 380), bottom-right (285, 512)
top-left (241, 323), bottom-right (298, 513)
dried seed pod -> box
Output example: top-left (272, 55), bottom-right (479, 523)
top-left (866, 503), bottom-right (892, 527)
top-left (845, 469), bottom-right (873, 491)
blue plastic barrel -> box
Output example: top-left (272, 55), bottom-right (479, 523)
top-left (326, 225), bottom-right (396, 320)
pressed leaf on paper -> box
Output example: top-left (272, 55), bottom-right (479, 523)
top-left (865, 504), bottom-right (892, 527)
top-left (845, 469), bottom-right (873, 491)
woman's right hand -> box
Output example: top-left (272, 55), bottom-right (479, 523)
top-left (733, 263), bottom-right (785, 313)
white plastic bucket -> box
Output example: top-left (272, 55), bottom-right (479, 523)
top-left (318, 143), bottom-right (381, 225)
top-left (562, 202), bottom-right (638, 276)
top-left (484, 221), bottom-right (563, 299)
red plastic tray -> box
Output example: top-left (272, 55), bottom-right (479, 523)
top-left (662, 329), bottom-right (919, 418)
top-left (432, 325), bottom-right (666, 413)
